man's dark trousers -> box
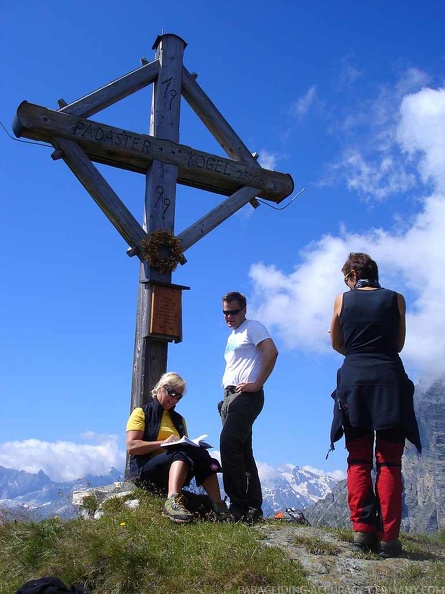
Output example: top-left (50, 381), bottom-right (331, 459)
top-left (220, 387), bottom-right (264, 518)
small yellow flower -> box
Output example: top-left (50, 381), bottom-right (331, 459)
top-left (120, 521), bottom-right (126, 527)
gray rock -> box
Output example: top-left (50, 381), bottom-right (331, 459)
top-left (402, 378), bottom-right (445, 533)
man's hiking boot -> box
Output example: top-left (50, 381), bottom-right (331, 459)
top-left (227, 506), bottom-right (247, 523)
top-left (163, 493), bottom-right (193, 523)
top-left (379, 539), bottom-right (402, 558)
top-left (244, 509), bottom-right (264, 526)
top-left (211, 499), bottom-right (232, 521)
top-left (353, 531), bottom-right (379, 552)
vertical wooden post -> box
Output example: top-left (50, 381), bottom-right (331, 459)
top-left (130, 34), bottom-right (186, 411)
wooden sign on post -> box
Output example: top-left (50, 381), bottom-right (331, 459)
top-left (149, 282), bottom-right (189, 343)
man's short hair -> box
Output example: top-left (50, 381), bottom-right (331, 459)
top-left (222, 291), bottom-right (247, 308)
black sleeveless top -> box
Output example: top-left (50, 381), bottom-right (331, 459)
top-left (330, 288), bottom-right (421, 452)
top-left (341, 288), bottom-right (400, 355)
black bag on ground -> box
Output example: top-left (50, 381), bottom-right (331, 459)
top-left (15, 576), bottom-right (91, 594)
top-left (181, 490), bottom-right (213, 515)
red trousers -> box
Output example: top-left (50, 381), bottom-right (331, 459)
top-left (345, 428), bottom-right (405, 542)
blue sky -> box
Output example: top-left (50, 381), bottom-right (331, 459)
top-left (1, 0), bottom-right (444, 483)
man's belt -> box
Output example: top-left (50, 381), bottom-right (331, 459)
top-left (224, 385), bottom-right (237, 395)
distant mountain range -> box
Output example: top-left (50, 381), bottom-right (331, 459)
top-left (0, 466), bottom-right (124, 520)
top-left (2, 379), bottom-right (442, 531)
top-left (260, 464), bottom-right (339, 517)
top-left (0, 463), bottom-right (338, 520)
top-left (400, 378), bottom-right (445, 533)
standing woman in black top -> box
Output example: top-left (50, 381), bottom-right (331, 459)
top-left (329, 253), bottom-right (421, 558)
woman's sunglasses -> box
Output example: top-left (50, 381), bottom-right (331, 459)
top-left (344, 270), bottom-right (354, 286)
top-left (164, 385), bottom-right (183, 401)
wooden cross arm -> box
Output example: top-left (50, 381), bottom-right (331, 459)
top-left (178, 186), bottom-right (260, 251)
top-left (182, 67), bottom-right (264, 209)
top-left (57, 58), bottom-right (160, 118)
top-left (51, 137), bottom-right (147, 254)
top-left (13, 101), bottom-right (294, 203)
top-left (182, 66), bottom-right (257, 165)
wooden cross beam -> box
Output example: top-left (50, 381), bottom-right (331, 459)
top-left (14, 102), bottom-right (293, 202)
top-left (12, 33), bottom-right (295, 411)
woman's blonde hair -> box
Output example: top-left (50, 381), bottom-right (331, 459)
top-left (151, 372), bottom-right (186, 398)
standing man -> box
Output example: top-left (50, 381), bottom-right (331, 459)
top-left (220, 291), bottom-right (278, 524)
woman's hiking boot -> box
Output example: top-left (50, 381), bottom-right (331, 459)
top-left (163, 493), bottom-right (193, 523)
top-left (353, 531), bottom-right (379, 552)
top-left (379, 539), bottom-right (402, 558)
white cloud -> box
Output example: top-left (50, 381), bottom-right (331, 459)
top-left (0, 441), bottom-right (345, 485)
top-left (258, 149), bottom-right (278, 171)
top-left (335, 149), bottom-right (416, 200)
top-left (0, 434), bottom-right (126, 482)
top-left (249, 82), bottom-right (445, 386)
top-left (397, 87), bottom-right (445, 192)
top-left (395, 67), bottom-right (431, 97)
top-left (249, 236), bottom-right (347, 352)
top-left (257, 461), bottom-right (282, 482)
top-left (292, 86), bottom-right (319, 119)
top-left (326, 68), bottom-right (436, 201)
top-left (336, 54), bottom-right (362, 89)
top-left (210, 449), bottom-right (221, 462)
top-left (302, 465), bottom-right (346, 481)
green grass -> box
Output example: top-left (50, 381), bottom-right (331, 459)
top-left (403, 528), bottom-right (445, 547)
top-left (290, 535), bottom-right (341, 556)
top-left (0, 490), bottom-right (309, 594)
top-left (2, 494), bottom-right (444, 594)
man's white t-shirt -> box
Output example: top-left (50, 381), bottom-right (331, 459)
top-left (222, 319), bottom-right (271, 388)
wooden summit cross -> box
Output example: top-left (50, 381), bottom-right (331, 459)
top-left (13, 33), bottom-right (294, 412)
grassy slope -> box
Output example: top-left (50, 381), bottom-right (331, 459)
top-left (1, 489), bottom-right (444, 594)
top-left (0, 490), bottom-right (308, 594)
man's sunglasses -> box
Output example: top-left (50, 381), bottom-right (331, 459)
top-left (164, 385), bottom-right (183, 400)
top-left (223, 308), bottom-right (243, 316)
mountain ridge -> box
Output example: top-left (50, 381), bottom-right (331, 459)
top-left (0, 463), bottom-right (337, 520)
top-left (2, 379), bottom-right (443, 530)
top-left (0, 466), bottom-right (124, 520)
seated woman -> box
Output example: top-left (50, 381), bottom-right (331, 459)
top-left (126, 371), bottom-right (230, 523)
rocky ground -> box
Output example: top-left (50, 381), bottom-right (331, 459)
top-left (72, 482), bottom-right (444, 592)
top-left (257, 523), bottom-right (445, 593)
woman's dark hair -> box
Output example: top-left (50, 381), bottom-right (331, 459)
top-left (341, 252), bottom-right (379, 281)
